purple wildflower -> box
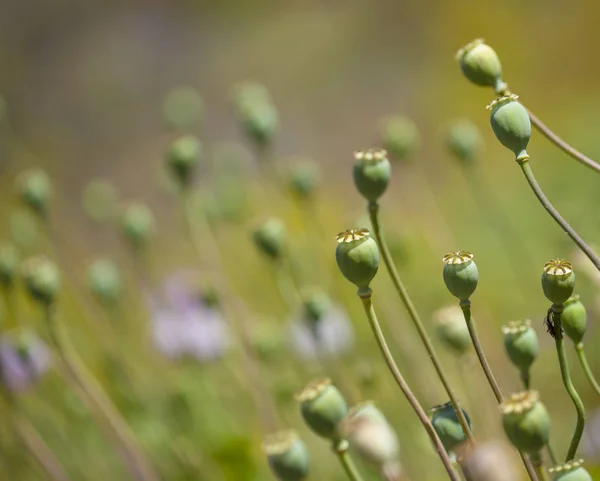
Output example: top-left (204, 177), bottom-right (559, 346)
top-left (0, 331), bottom-right (50, 393)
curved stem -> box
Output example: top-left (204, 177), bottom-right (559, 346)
top-left (368, 202), bottom-right (474, 445)
top-left (575, 343), bottom-right (600, 396)
top-left (520, 161), bottom-right (600, 272)
top-left (359, 293), bottom-right (460, 481)
top-left (526, 108), bottom-right (600, 175)
top-left (551, 305), bottom-right (586, 461)
top-left (333, 441), bottom-right (365, 481)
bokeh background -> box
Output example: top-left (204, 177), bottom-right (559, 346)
top-left (2, 1), bottom-right (600, 480)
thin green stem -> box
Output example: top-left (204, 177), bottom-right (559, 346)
top-left (333, 441), bottom-right (365, 481)
top-left (359, 292), bottom-right (460, 481)
top-left (368, 202), bottom-right (474, 445)
top-left (575, 343), bottom-right (600, 396)
top-left (531, 452), bottom-right (549, 481)
top-left (551, 305), bottom-right (585, 461)
top-left (520, 161), bottom-right (600, 272)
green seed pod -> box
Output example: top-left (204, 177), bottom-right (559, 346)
top-left (165, 135), bottom-right (202, 188)
top-left (446, 120), bottom-right (484, 164)
top-left (456, 39), bottom-right (505, 93)
top-left (442, 251), bottom-right (479, 301)
top-left (162, 86), bottom-right (203, 132)
top-left (121, 203), bottom-right (155, 250)
top-left (380, 116), bottom-right (420, 161)
top-left (16, 169), bottom-right (52, 218)
top-left (296, 378), bottom-right (348, 441)
top-left (87, 258), bottom-right (122, 306)
top-left (288, 160), bottom-right (320, 199)
top-left (500, 391), bottom-right (550, 455)
top-left (430, 401), bottom-right (472, 453)
top-left (550, 460), bottom-right (592, 481)
top-left (561, 295), bottom-right (587, 344)
top-left (301, 288), bottom-right (332, 327)
top-left (200, 284), bottom-right (219, 309)
top-left (21, 256), bottom-right (60, 305)
top-left (232, 81), bottom-right (272, 111)
top-left (353, 149), bottom-right (391, 203)
top-left (253, 218), bottom-right (286, 261)
top-left (241, 101), bottom-right (279, 148)
top-left (502, 320), bottom-right (538, 372)
top-left (82, 180), bottom-right (119, 224)
top-left (541, 259), bottom-right (575, 306)
top-left (0, 242), bottom-right (19, 289)
top-left (433, 305), bottom-right (471, 355)
top-left (263, 430), bottom-right (310, 481)
top-left (487, 94), bottom-right (531, 162)
top-left (335, 229), bottom-right (380, 292)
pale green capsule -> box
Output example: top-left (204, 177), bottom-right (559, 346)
top-left (487, 95), bottom-right (531, 162)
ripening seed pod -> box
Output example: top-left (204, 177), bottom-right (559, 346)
top-left (380, 116), bottom-right (420, 161)
top-left (296, 378), bottom-right (348, 441)
top-left (502, 320), bottom-right (538, 372)
top-left (82, 180), bottom-right (119, 224)
top-left (263, 430), bottom-right (310, 481)
top-left (353, 149), bottom-right (391, 203)
top-left (500, 391), bottom-right (550, 455)
top-left (542, 259), bottom-right (575, 306)
top-left (549, 460), bottom-right (592, 481)
top-left (241, 101), bottom-right (279, 148)
top-left (446, 120), bottom-right (484, 164)
top-left (301, 288), bottom-right (331, 327)
top-left (253, 218), bottom-right (286, 261)
top-left (165, 135), bottom-right (202, 188)
top-left (21, 256), bottom-right (60, 305)
top-left (335, 229), bottom-right (379, 293)
top-left (200, 284), bottom-right (219, 309)
top-left (487, 94), bottom-right (531, 162)
top-left (288, 160), bottom-right (320, 199)
top-left (162, 86), bottom-right (204, 132)
top-left (121, 203), bottom-right (155, 250)
top-left (0, 242), bottom-right (19, 289)
top-left (87, 258), bottom-right (122, 307)
top-left (433, 305), bottom-right (471, 355)
top-left (456, 39), bottom-right (505, 93)
top-left (459, 441), bottom-right (519, 481)
top-left (442, 251), bottom-right (479, 301)
top-left (561, 295), bottom-right (587, 345)
top-left (430, 401), bottom-right (472, 453)
top-left (16, 169), bottom-right (52, 218)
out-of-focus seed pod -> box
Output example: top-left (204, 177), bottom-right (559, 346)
top-left (296, 378), bottom-right (348, 441)
top-left (253, 218), bottom-right (286, 261)
top-left (165, 135), bottom-right (202, 188)
top-left (353, 148), bottom-right (391, 203)
top-left (121, 202), bottom-right (155, 250)
top-left (487, 94), bottom-right (531, 162)
top-left (561, 296), bottom-right (587, 345)
top-left (442, 251), bottom-right (478, 301)
top-left (21, 256), bottom-right (60, 306)
top-left (87, 258), bottom-right (122, 307)
top-left (446, 120), bottom-right (484, 164)
top-left (263, 430), bottom-right (310, 481)
top-left (542, 259), bottom-right (575, 306)
top-left (0, 242), bottom-right (19, 289)
top-left (502, 320), bottom-right (538, 372)
top-left (301, 288), bottom-right (331, 326)
top-left (500, 391), bottom-right (550, 455)
top-left (459, 442), bottom-right (519, 481)
top-left (251, 319), bottom-right (286, 363)
top-left (288, 160), bottom-right (320, 199)
top-left (380, 116), bottom-right (420, 161)
top-left (10, 210), bottom-right (38, 251)
top-left (162, 86), bottom-right (203, 132)
top-left (430, 401), bottom-right (472, 453)
top-left (549, 460), bottom-right (592, 481)
top-left (433, 305), bottom-right (471, 355)
top-left (232, 82), bottom-right (278, 148)
top-left (456, 39), bottom-right (506, 93)
top-left (82, 180), bottom-right (119, 224)
top-left (335, 229), bottom-right (379, 293)
top-left (16, 169), bottom-right (52, 218)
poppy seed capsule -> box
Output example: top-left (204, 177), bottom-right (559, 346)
top-left (296, 378), bottom-right (348, 441)
top-left (165, 135), bottom-right (202, 187)
top-left (121, 203), bottom-right (155, 250)
top-left (242, 101), bottom-right (279, 148)
top-left (17, 169), bottom-right (52, 218)
top-left (549, 460), bottom-right (592, 481)
top-left (542, 259), bottom-right (575, 306)
top-left (446, 120), bottom-right (484, 164)
top-left (500, 391), bottom-right (550, 455)
top-left (380, 117), bottom-right (420, 161)
top-left (502, 320), bottom-right (538, 372)
top-left (353, 149), bottom-right (391, 203)
top-left (430, 401), bottom-right (472, 453)
top-left (288, 161), bottom-right (320, 199)
top-left (487, 95), bottom-right (531, 162)
top-left (21, 256), bottom-right (60, 305)
top-left (162, 87), bottom-right (204, 132)
top-left (301, 288), bottom-right (332, 326)
top-left (87, 259), bottom-right (122, 307)
top-left (442, 251), bottom-right (479, 301)
top-left (456, 39), bottom-right (505, 93)
top-left (335, 229), bottom-right (380, 292)
top-left (433, 305), bottom-right (471, 355)
top-left (561, 296), bottom-right (587, 345)
top-left (0, 242), bottom-right (19, 288)
top-left (253, 218), bottom-right (286, 261)
top-left (263, 430), bottom-right (310, 481)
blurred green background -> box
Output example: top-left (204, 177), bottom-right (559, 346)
top-left (2, 1), bottom-right (600, 480)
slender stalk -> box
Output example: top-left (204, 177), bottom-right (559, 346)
top-left (359, 292), bottom-right (460, 481)
top-left (368, 202), bottom-right (474, 445)
top-left (519, 161), bottom-right (600, 272)
top-left (531, 453), bottom-right (549, 481)
top-left (333, 440), bottom-right (365, 481)
top-left (43, 304), bottom-right (159, 481)
top-left (575, 343), bottom-right (600, 396)
top-left (460, 301), bottom-right (539, 481)
top-left (551, 305), bottom-right (585, 461)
